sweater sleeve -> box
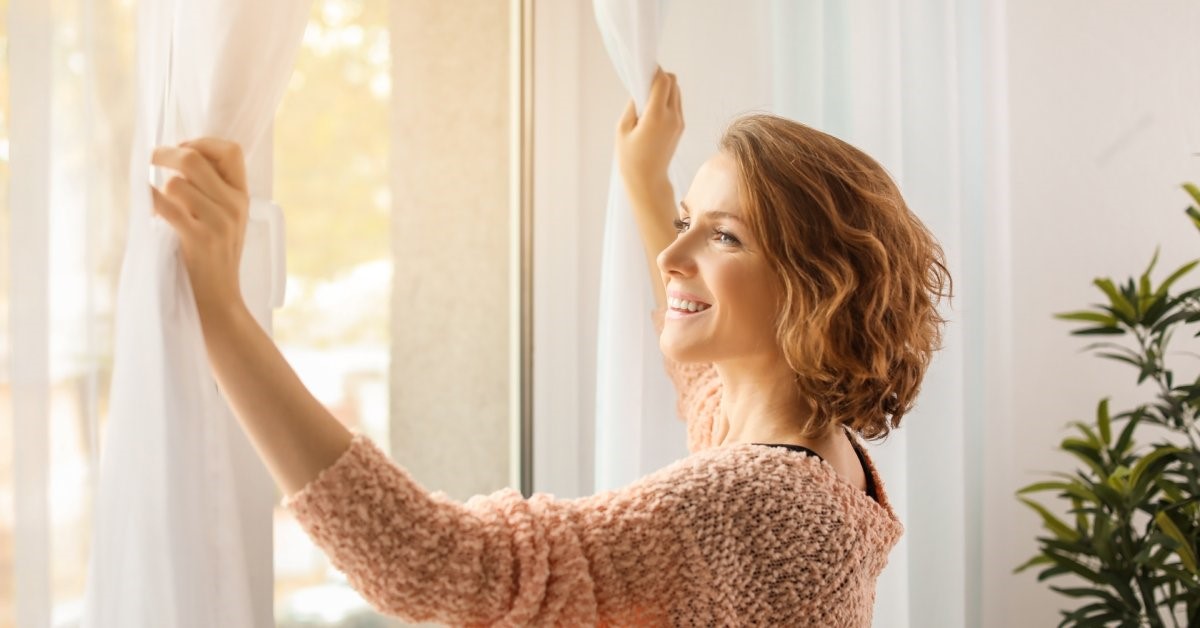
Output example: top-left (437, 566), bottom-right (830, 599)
top-left (651, 307), bottom-right (725, 453)
top-left (283, 433), bottom-right (707, 627)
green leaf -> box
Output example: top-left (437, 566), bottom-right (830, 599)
top-left (1096, 352), bottom-right (1141, 368)
top-left (1155, 476), bottom-right (1185, 503)
top-left (1112, 409), bottom-right (1143, 456)
top-left (1184, 182), bottom-right (1200, 208)
top-left (1019, 497), bottom-right (1081, 542)
top-left (1061, 438), bottom-right (1109, 477)
top-left (1094, 278), bottom-right (1137, 324)
top-left (1042, 546), bottom-right (1103, 584)
top-left (1092, 516), bottom-right (1115, 564)
top-left (1149, 307), bottom-right (1195, 335)
top-left (1017, 481), bottom-right (1073, 496)
top-left (1062, 483), bottom-right (1104, 506)
top-left (1047, 585), bottom-right (1123, 608)
top-left (1130, 446), bottom-right (1182, 490)
top-left (1069, 422), bottom-right (1102, 449)
top-left (1096, 399), bottom-right (1112, 447)
top-left (1080, 340), bottom-right (1135, 354)
top-left (1071, 326), bottom-right (1126, 336)
top-left (1187, 204), bottom-right (1200, 231)
top-left (1098, 570), bottom-right (1143, 608)
top-left (1138, 247), bottom-right (1160, 309)
top-left (1140, 290), bottom-right (1176, 326)
top-left (1055, 310), bottom-right (1119, 326)
top-left (1090, 483), bottom-right (1125, 510)
top-left (1012, 554), bottom-right (1053, 574)
top-left (1105, 470), bottom-right (1128, 495)
top-left (1153, 259), bottom-right (1200, 299)
top-left (1154, 510), bottom-right (1199, 575)
top-left (1122, 278), bottom-right (1140, 317)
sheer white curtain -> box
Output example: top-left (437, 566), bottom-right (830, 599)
top-left (82, 1), bottom-right (308, 626)
top-left (591, 0), bottom-right (688, 492)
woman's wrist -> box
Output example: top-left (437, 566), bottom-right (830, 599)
top-left (622, 174), bottom-right (675, 214)
top-left (197, 296), bottom-right (254, 345)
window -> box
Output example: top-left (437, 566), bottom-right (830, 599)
top-left (1, 1), bottom-right (518, 626)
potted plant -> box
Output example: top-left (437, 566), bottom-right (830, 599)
top-left (1014, 185), bottom-right (1200, 627)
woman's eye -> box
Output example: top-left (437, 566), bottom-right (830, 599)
top-left (714, 229), bottom-right (741, 246)
top-left (672, 218), bottom-right (689, 234)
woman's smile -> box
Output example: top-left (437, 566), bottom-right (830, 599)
top-left (666, 302), bottom-right (713, 319)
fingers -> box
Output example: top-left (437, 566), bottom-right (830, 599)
top-left (149, 184), bottom-right (197, 233)
top-left (670, 75), bottom-right (682, 119)
top-left (159, 174), bottom-right (233, 231)
top-left (151, 145), bottom-right (238, 208)
top-left (647, 68), bottom-right (671, 114)
top-left (617, 99), bottom-right (637, 134)
top-left (178, 137), bottom-right (248, 194)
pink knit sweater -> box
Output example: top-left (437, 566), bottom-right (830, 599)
top-left (284, 310), bottom-right (905, 626)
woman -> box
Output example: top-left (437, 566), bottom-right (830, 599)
top-left (149, 69), bottom-right (949, 626)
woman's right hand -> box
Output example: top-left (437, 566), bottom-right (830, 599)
top-left (616, 68), bottom-right (683, 200)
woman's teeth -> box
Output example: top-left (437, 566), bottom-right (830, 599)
top-left (669, 297), bottom-right (710, 313)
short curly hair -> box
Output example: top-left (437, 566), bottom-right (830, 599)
top-left (719, 114), bottom-right (952, 442)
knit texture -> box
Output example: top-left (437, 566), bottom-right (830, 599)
top-left (284, 308), bottom-right (905, 626)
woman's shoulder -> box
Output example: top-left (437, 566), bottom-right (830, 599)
top-left (626, 444), bottom-right (847, 511)
top-left (646, 443), bottom-right (903, 533)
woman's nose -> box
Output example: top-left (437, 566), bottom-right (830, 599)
top-left (657, 232), bottom-right (696, 278)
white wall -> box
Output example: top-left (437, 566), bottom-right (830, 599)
top-left (987, 1), bottom-right (1200, 625)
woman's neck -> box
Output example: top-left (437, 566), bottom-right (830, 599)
top-left (713, 356), bottom-right (835, 447)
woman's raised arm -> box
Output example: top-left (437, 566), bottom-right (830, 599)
top-left (615, 68), bottom-right (684, 311)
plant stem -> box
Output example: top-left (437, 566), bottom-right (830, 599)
top-left (1135, 566), bottom-right (1165, 627)
top-left (1166, 582), bottom-right (1180, 628)
top-left (1136, 327), bottom-right (1200, 452)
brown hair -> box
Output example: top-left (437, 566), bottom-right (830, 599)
top-left (719, 114), bottom-right (952, 442)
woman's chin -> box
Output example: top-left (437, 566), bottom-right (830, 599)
top-left (659, 334), bottom-right (708, 364)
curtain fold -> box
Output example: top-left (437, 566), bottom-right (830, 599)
top-left (591, 0), bottom-right (689, 493)
top-left (82, 1), bottom-right (308, 626)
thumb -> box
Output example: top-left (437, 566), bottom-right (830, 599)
top-left (616, 99), bottom-right (638, 135)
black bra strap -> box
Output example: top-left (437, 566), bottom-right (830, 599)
top-left (753, 443), bottom-right (824, 460)
top-left (752, 431), bottom-right (879, 502)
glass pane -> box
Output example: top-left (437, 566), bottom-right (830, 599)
top-left (273, 0), bottom-right (398, 625)
top-left (273, 0), bottom-right (517, 626)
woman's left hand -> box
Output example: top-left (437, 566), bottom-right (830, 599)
top-left (149, 138), bottom-right (250, 322)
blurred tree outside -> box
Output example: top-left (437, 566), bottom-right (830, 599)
top-left (273, 0), bottom-right (391, 351)
top-left (272, 1), bottom-right (397, 625)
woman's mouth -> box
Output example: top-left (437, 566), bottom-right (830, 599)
top-left (667, 296), bottom-right (711, 319)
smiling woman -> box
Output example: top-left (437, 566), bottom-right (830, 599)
top-left (179, 67), bottom-right (934, 625)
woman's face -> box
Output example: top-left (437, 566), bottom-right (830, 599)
top-left (657, 152), bottom-right (782, 365)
